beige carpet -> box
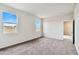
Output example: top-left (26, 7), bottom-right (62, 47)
top-left (0, 38), bottom-right (78, 55)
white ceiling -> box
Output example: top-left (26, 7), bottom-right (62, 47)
top-left (5, 3), bottom-right (74, 18)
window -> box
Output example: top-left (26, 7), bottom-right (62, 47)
top-left (3, 12), bottom-right (17, 33)
top-left (35, 19), bottom-right (41, 32)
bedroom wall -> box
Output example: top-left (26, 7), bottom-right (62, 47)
top-left (74, 4), bottom-right (79, 54)
top-left (43, 13), bottom-right (73, 40)
top-left (0, 4), bottom-right (42, 49)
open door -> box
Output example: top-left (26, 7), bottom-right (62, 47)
top-left (64, 20), bottom-right (75, 44)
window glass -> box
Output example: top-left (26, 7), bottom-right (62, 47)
top-left (3, 12), bottom-right (17, 33)
top-left (35, 19), bottom-right (41, 32)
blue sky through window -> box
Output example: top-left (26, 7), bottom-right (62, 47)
top-left (3, 12), bottom-right (17, 24)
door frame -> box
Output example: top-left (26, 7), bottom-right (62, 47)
top-left (73, 20), bottom-right (75, 44)
top-left (63, 20), bottom-right (75, 44)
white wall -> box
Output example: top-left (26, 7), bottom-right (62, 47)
top-left (43, 13), bottom-right (73, 40)
top-left (74, 4), bottom-right (79, 54)
top-left (0, 4), bottom-right (42, 49)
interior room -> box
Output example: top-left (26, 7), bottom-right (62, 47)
top-left (64, 20), bottom-right (73, 42)
top-left (0, 3), bottom-right (79, 55)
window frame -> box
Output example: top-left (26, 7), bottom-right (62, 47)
top-left (2, 11), bottom-right (18, 34)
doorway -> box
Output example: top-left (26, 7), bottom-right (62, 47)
top-left (64, 20), bottom-right (73, 43)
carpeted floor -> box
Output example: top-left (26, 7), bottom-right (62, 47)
top-left (0, 37), bottom-right (78, 55)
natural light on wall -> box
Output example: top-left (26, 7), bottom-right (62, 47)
top-left (3, 11), bottom-right (17, 33)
